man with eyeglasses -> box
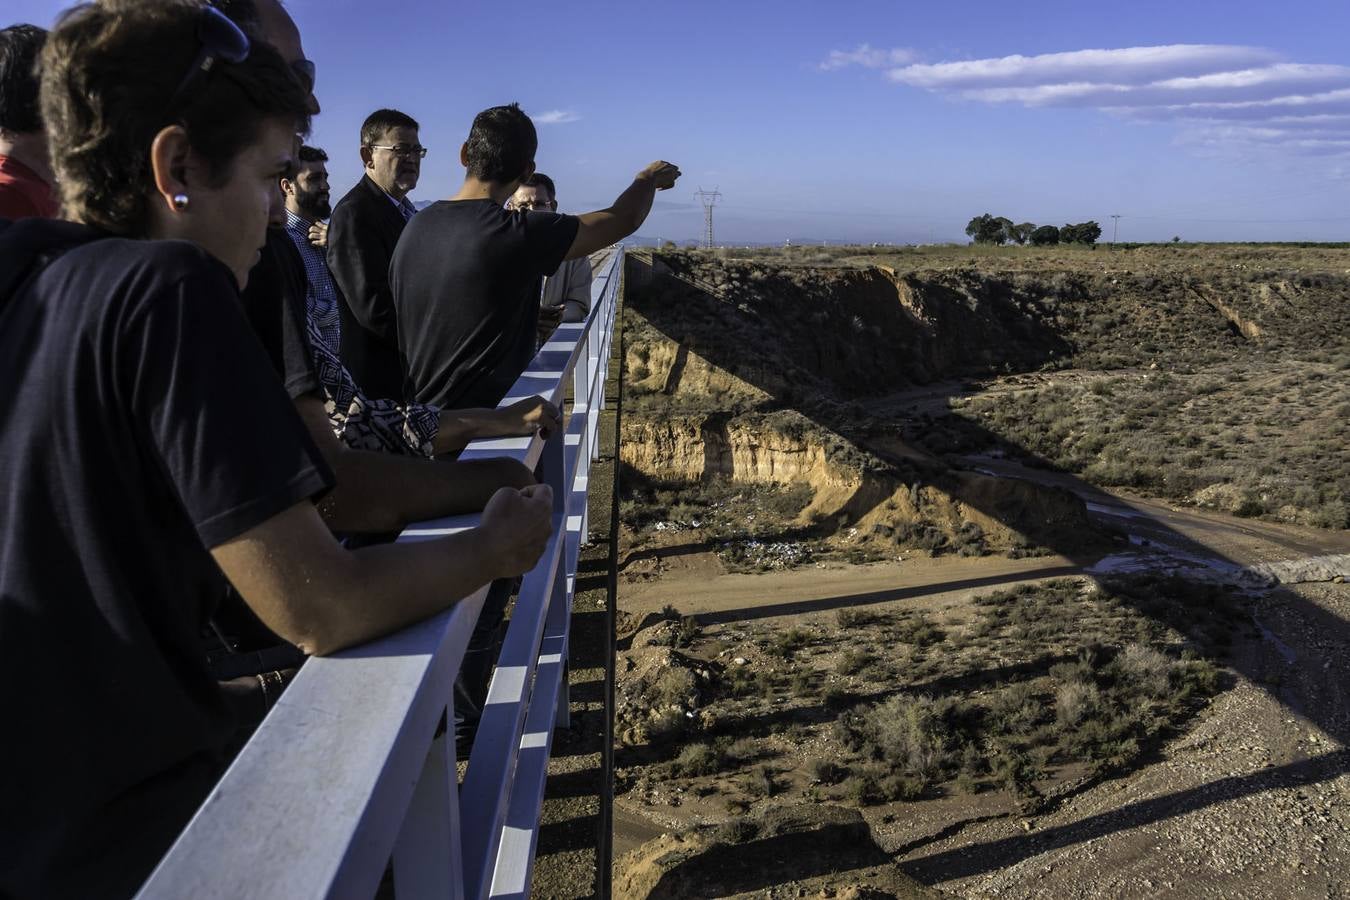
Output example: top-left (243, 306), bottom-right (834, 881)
top-left (507, 172), bottom-right (593, 348)
top-left (327, 108), bottom-right (423, 400)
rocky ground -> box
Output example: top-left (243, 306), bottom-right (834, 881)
top-left (916, 579), bottom-right (1350, 900)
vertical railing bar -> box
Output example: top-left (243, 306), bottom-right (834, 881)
top-left (391, 731), bottom-right (464, 900)
top-left (548, 534), bottom-right (572, 730)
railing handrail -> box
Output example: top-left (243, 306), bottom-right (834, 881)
top-left (137, 248), bottom-right (624, 900)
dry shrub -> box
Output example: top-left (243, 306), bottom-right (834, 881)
top-left (1114, 643), bottom-right (1172, 698)
top-left (672, 743), bottom-right (724, 777)
top-left (870, 694), bottom-right (955, 780)
top-left (1055, 680), bottom-right (1101, 727)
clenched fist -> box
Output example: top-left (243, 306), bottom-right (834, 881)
top-left (496, 395), bottom-right (563, 440)
top-left (480, 484), bottom-right (554, 577)
top-left (637, 160), bottom-right (682, 191)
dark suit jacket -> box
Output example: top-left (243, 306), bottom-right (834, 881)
top-left (327, 174), bottom-right (410, 399)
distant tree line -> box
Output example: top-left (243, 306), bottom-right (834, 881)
top-left (965, 214), bottom-right (1103, 247)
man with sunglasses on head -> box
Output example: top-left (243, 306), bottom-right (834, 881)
top-left (327, 108), bottom-right (423, 401)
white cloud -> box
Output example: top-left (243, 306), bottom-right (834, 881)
top-left (820, 44), bottom-right (915, 71)
top-left (871, 43), bottom-right (1350, 160)
top-left (888, 45), bottom-right (1275, 90)
top-left (534, 109), bottom-right (580, 125)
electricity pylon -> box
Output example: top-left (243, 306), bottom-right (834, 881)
top-left (695, 187), bottom-right (722, 249)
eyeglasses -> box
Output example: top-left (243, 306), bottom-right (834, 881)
top-left (367, 144), bottom-right (428, 160)
top-left (505, 198), bottom-right (556, 212)
top-left (168, 7), bottom-right (251, 112)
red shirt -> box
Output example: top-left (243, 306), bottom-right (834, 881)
top-left (0, 155), bottom-right (58, 221)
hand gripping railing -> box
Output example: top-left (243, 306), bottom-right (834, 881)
top-left (137, 247), bottom-right (624, 900)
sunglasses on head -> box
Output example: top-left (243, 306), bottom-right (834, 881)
top-left (167, 7), bottom-right (251, 111)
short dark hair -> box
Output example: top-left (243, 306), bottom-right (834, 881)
top-left (465, 103), bottom-right (536, 185)
top-left (298, 144), bottom-right (327, 163)
top-left (41, 0), bottom-right (311, 235)
top-left (522, 171), bottom-right (555, 202)
top-left (208, 0), bottom-right (261, 33)
top-left (0, 24), bottom-right (47, 134)
top-left (360, 108), bottom-right (418, 147)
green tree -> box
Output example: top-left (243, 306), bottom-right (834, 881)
top-left (1011, 222), bottom-right (1036, 245)
top-left (1062, 221), bottom-right (1102, 245)
top-left (1030, 224), bottom-right (1060, 246)
top-left (995, 216), bottom-right (1016, 244)
top-left (965, 213), bottom-right (1007, 245)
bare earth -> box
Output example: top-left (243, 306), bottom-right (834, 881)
top-left (615, 475), bottom-right (1350, 898)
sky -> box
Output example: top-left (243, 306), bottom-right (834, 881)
top-left (9, 0), bottom-right (1350, 243)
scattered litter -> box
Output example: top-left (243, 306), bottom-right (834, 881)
top-left (718, 538), bottom-right (811, 569)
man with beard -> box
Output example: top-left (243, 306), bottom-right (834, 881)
top-left (328, 108), bottom-right (422, 399)
top-left (281, 144), bottom-right (340, 353)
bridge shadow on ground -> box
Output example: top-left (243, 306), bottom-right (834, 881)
top-left (620, 252), bottom-right (1350, 880)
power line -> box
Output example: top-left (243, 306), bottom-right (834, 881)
top-left (694, 187), bottom-right (722, 249)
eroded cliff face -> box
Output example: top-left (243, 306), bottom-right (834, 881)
top-left (619, 411), bottom-right (1089, 555)
top-left (619, 252), bottom-right (1119, 557)
top-left (624, 254), bottom-right (1076, 403)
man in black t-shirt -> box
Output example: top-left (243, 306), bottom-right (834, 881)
top-left (0, 215), bottom-right (555, 900)
top-left (0, 220), bottom-right (335, 898)
top-left (391, 102), bottom-right (681, 410)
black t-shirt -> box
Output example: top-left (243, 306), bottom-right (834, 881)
top-left (0, 219), bottom-right (334, 899)
top-left (391, 199), bottom-right (580, 409)
top-left (238, 226), bottom-right (320, 398)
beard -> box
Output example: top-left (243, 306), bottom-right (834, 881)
top-left (296, 187), bottom-right (331, 220)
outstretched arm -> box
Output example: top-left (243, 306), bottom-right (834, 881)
top-left (564, 161), bottom-right (681, 261)
top-left (212, 484), bottom-right (553, 656)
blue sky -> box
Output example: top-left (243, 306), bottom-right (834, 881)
top-left (11, 0), bottom-right (1350, 242)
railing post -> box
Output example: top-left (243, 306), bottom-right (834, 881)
top-left (539, 414), bottom-right (566, 520)
top-left (569, 327), bottom-right (591, 545)
top-left (549, 551), bottom-right (571, 730)
top-left (392, 732), bottom-right (465, 900)
top-left (569, 325), bottom-right (591, 550)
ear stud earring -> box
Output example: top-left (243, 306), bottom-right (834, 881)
top-left (172, 194), bottom-right (190, 210)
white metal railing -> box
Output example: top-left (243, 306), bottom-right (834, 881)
top-left (137, 247), bottom-right (624, 900)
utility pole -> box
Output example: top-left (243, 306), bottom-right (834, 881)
top-left (1110, 214), bottom-right (1121, 246)
top-left (695, 187), bottom-right (722, 249)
